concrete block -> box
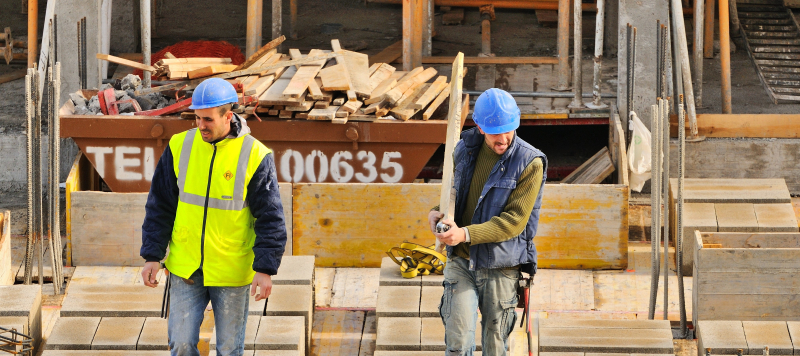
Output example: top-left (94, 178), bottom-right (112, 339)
top-left (42, 352), bottom-right (171, 356)
top-left (0, 285), bottom-right (42, 350)
top-left (420, 317), bottom-right (445, 351)
top-left (419, 286), bottom-right (442, 318)
top-left (697, 320), bottom-right (748, 355)
top-left (539, 319), bottom-right (671, 329)
top-left (211, 315), bottom-right (261, 350)
top-left (539, 336), bottom-right (674, 353)
top-left (264, 285), bottom-right (313, 351)
top-left (45, 317), bottom-right (101, 350)
top-left (137, 317), bottom-right (168, 350)
top-left (254, 316), bottom-right (304, 352)
top-left (91, 317), bottom-right (146, 350)
top-left (374, 352), bottom-right (482, 356)
top-left (376, 286), bottom-right (421, 318)
top-left (250, 292), bottom-right (267, 316)
top-left (272, 256), bottom-right (315, 285)
top-left (669, 178), bottom-right (793, 203)
top-left (209, 352), bottom-right (255, 356)
top-left (540, 327), bottom-right (673, 339)
top-left (787, 322), bottom-right (800, 355)
top-left (743, 321), bottom-right (793, 355)
top-left (376, 317), bottom-right (421, 351)
top-left (61, 285), bottom-right (164, 317)
top-left (421, 274), bottom-right (444, 287)
top-left (55, 0), bottom-right (101, 109)
top-left (254, 351), bottom-right (300, 356)
top-left (754, 204), bottom-right (799, 232)
top-left (0, 316), bottom-right (29, 334)
top-left (675, 203), bottom-right (718, 276)
top-left (380, 257), bottom-right (420, 286)
top-left (715, 204), bottom-right (759, 232)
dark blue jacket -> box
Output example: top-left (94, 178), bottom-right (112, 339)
top-left (451, 127), bottom-right (548, 276)
top-left (140, 114), bottom-right (287, 275)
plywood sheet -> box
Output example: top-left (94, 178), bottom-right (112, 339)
top-left (71, 192), bottom-right (148, 266)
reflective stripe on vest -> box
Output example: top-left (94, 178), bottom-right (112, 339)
top-left (176, 129), bottom-right (256, 211)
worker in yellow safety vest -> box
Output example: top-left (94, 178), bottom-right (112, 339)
top-left (140, 77), bottom-right (288, 356)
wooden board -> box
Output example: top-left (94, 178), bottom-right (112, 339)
top-left (670, 114), bottom-right (800, 138)
top-left (388, 83), bottom-right (430, 121)
top-left (0, 210), bottom-right (11, 285)
top-left (436, 54), bottom-right (465, 250)
top-left (395, 56), bottom-right (560, 65)
top-left (529, 269), bottom-right (595, 311)
top-left (235, 35), bottom-right (285, 71)
top-left (314, 268), bottom-right (336, 307)
top-left (259, 65), bottom-right (307, 106)
top-left (283, 50), bottom-right (327, 98)
top-left (156, 57), bottom-right (231, 65)
top-left (422, 85), bottom-right (451, 120)
top-left (610, 113), bottom-right (630, 186)
top-left (369, 40), bottom-right (402, 65)
top-left (310, 311), bottom-right (365, 356)
top-left (70, 191), bottom-right (148, 266)
top-left (308, 106), bottom-right (340, 120)
top-left (187, 64), bottom-right (238, 79)
top-left (694, 231), bottom-right (800, 321)
top-left (338, 50), bottom-right (372, 97)
top-left (560, 147), bottom-right (615, 184)
top-left (96, 53), bottom-right (155, 72)
top-left (412, 76), bottom-right (448, 110)
top-left (368, 63), bottom-right (396, 92)
top-left (329, 268), bottom-right (380, 308)
top-left (319, 64), bottom-right (351, 91)
top-left (358, 311), bottom-right (377, 356)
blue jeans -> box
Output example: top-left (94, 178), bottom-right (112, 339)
top-left (168, 269), bottom-right (250, 356)
top-left (439, 256), bottom-right (519, 356)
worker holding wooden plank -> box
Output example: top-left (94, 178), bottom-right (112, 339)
top-left (139, 78), bottom-right (288, 356)
top-left (429, 88), bottom-right (547, 356)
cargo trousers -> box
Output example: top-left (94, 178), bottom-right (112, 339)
top-left (439, 255), bottom-right (520, 356)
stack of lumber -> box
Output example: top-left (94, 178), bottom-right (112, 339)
top-left (152, 57), bottom-right (236, 80)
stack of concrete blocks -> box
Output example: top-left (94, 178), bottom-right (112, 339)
top-left (697, 320), bottom-right (800, 356)
top-left (376, 257), bottom-right (486, 353)
top-left (693, 231), bottom-right (800, 323)
top-left (209, 316), bottom-right (306, 356)
top-left (668, 178), bottom-right (797, 276)
top-left (538, 319), bottom-right (674, 354)
top-left (210, 256), bottom-right (315, 356)
top-left (0, 285), bottom-right (43, 352)
top-left (0, 211), bottom-right (11, 285)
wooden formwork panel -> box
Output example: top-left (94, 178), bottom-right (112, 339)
top-left (0, 211), bottom-right (11, 285)
top-left (293, 183), bottom-right (629, 269)
top-left (693, 231), bottom-right (800, 323)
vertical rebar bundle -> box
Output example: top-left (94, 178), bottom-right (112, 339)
top-left (23, 68), bottom-right (36, 286)
top-left (661, 97), bottom-right (670, 320)
top-left (676, 94), bottom-right (688, 337)
top-left (77, 17), bottom-right (87, 90)
top-left (648, 101), bottom-right (661, 320)
top-left (47, 62), bottom-right (63, 294)
top-left (625, 24), bottom-right (637, 144)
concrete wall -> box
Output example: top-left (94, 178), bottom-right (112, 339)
top-left (616, 0), bottom-right (670, 130)
top-left (110, 0), bottom-right (137, 54)
top-left (55, 0), bottom-right (102, 101)
top-left (0, 132), bottom-right (80, 194)
top-left (670, 138), bottom-right (800, 195)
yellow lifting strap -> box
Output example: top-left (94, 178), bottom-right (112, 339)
top-left (386, 242), bottom-right (447, 279)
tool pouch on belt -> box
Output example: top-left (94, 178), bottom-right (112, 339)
top-left (386, 242), bottom-right (447, 278)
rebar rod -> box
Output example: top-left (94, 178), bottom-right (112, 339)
top-left (662, 25), bottom-right (669, 101)
top-left (588, 0), bottom-right (607, 108)
top-left (76, 21), bottom-right (82, 90)
top-left (569, 0), bottom-right (584, 109)
top-left (656, 21), bottom-right (662, 97)
top-left (648, 102), bottom-right (661, 320)
top-left (676, 94), bottom-right (688, 337)
top-left (23, 69), bottom-right (34, 285)
top-left (34, 66), bottom-right (43, 287)
top-left (661, 97), bottom-right (670, 320)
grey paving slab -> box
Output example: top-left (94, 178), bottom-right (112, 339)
top-left (272, 256), bottom-right (315, 285)
top-left (678, 203), bottom-right (718, 276)
top-left (420, 317), bottom-right (445, 351)
top-left (743, 321), bottom-right (793, 355)
top-left (540, 327), bottom-right (673, 339)
top-left (0, 316), bottom-right (29, 333)
top-left (539, 337), bottom-right (674, 353)
top-left (211, 315), bottom-right (261, 350)
top-left (754, 204), bottom-right (799, 232)
top-left (697, 320), bottom-right (748, 355)
top-left (0, 285), bottom-right (41, 317)
top-left (669, 178), bottom-right (792, 204)
top-left (137, 317), bottom-right (168, 350)
top-left (254, 316), bottom-right (304, 351)
top-left (787, 322), bottom-right (800, 355)
top-left (419, 286), bottom-right (442, 318)
top-left (375, 317), bottom-right (421, 351)
top-left (61, 285), bottom-right (164, 317)
top-left (374, 352), bottom-right (482, 356)
top-left (42, 352), bottom-right (171, 355)
top-left (253, 351), bottom-right (300, 356)
top-left (250, 293), bottom-right (267, 316)
top-left (264, 284), bottom-right (313, 352)
top-left (421, 274), bottom-right (444, 287)
top-left (91, 317), bottom-right (146, 350)
top-left (539, 319), bottom-right (671, 329)
top-left (377, 285), bottom-right (421, 318)
top-left (45, 317), bottom-right (101, 350)
top-left (715, 204), bottom-right (759, 232)
top-left (209, 351), bottom-right (255, 356)
top-left (380, 257), bottom-right (421, 286)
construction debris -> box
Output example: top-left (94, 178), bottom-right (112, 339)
top-left (76, 38), bottom-right (455, 121)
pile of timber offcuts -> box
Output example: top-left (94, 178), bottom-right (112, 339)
top-left (76, 37), bottom-right (457, 123)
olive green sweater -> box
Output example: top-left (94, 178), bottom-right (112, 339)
top-left (451, 143), bottom-right (544, 260)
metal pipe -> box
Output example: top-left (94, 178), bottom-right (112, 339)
top-left (554, 0), bottom-right (570, 90)
top-left (403, 0), bottom-right (412, 71)
top-left (423, 0), bottom-right (433, 56)
top-left (246, 0), bottom-right (264, 57)
top-left (656, 21), bottom-right (663, 99)
top-left (290, 0), bottom-right (298, 40)
top-left (720, 0), bottom-right (732, 114)
top-left (568, 0), bottom-right (584, 109)
top-left (140, 0), bottom-right (152, 88)
top-left (676, 94), bottom-right (688, 338)
top-left (272, 0), bottom-right (282, 50)
top-left (703, 0), bottom-right (715, 58)
top-left (27, 0), bottom-right (36, 68)
top-left (648, 102), bottom-right (661, 320)
top-left (694, 0), bottom-right (704, 106)
top-left (24, 69), bottom-right (34, 285)
top-left (464, 90), bottom-right (616, 98)
top-left (661, 97), bottom-right (670, 321)
top-left (587, 0), bottom-right (606, 108)
top-left (368, 0), bottom-right (599, 11)
top-left (670, 0), bottom-right (700, 138)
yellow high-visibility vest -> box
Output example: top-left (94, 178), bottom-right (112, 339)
top-left (165, 128), bottom-right (271, 286)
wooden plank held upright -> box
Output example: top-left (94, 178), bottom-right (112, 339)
top-left (435, 52), bottom-right (464, 253)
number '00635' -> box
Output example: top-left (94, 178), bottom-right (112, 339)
top-left (279, 150), bottom-right (403, 183)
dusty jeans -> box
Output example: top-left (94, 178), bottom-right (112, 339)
top-left (439, 255), bottom-right (519, 356)
top-left (168, 269), bottom-right (250, 356)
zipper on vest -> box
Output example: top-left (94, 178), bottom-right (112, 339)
top-left (200, 143), bottom-right (217, 268)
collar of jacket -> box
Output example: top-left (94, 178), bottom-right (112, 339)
top-left (208, 112), bottom-right (252, 146)
top-left (460, 127), bottom-right (518, 163)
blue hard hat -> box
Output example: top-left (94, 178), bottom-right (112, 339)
top-left (473, 88), bottom-right (520, 134)
top-left (188, 78), bottom-right (239, 110)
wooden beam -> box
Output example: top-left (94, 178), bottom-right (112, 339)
top-left (670, 113), bottom-right (800, 138)
top-left (369, 40), bottom-right (403, 65)
top-left (422, 85), bottom-right (450, 120)
top-left (435, 52), bottom-right (464, 252)
top-left (412, 76), bottom-right (448, 110)
top-left (96, 53), bottom-right (156, 72)
top-left (237, 36), bottom-right (286, 71)
top-left (395, 56), bottom-right (560, 64)
top-left (187, 64), bottom-right (239, 79)
top-left (560, 147), bottom-right (615, 184)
